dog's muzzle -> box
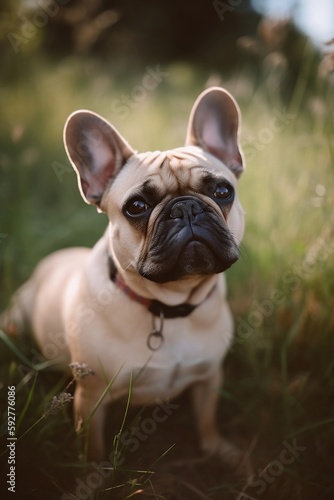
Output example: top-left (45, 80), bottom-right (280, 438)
top-left (139, 195), bottom-right (240, 283)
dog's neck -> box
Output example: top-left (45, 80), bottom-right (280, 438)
top-left (109, 251), bottom-right (218, 308)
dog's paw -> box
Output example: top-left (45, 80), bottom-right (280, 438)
top-left (203, 437), bottom-right (252, 476)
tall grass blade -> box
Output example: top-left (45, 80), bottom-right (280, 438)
top-left (16, 371), bottom-right (38, 432)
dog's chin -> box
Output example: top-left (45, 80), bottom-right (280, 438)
top-left (140, 241), bottom-right (239, 284)
top-left (178, 241), bottom-right (217, 274)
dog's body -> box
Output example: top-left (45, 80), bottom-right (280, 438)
top-left (1, 88), bottom-right (245, 464)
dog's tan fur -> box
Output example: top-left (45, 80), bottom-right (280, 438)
top-left (1, 88), bottom-right (245, 465)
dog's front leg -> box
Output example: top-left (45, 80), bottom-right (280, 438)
top-left (74, 379), bottom-right (109, 462)
top-left (191, 367), bottom-right (243, 468)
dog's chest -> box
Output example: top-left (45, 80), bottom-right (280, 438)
top-left (121, 331), bottom-right (223, 404)
top-left (132, 358), bottom-right (211, 401)
top-left (86, 310), bottom-right (228, 404)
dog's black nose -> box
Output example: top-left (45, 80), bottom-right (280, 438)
top-left (169, 199), bottom-right (204, 220)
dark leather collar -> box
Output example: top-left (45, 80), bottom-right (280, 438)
top-left (108, 256), bottom-right (203, 319)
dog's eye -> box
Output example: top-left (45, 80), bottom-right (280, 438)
top-left (214, 183), bottom-right (234, 201)
top-left (125, 198), bottom-right (150, 216)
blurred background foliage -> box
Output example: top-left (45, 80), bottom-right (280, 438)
top-left (0, 1), bottom-right (334, 499)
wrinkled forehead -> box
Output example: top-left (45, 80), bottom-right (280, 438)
top-left (114, 146), bottom-right (236, 198)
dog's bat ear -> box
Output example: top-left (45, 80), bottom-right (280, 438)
top-left (64, 111), bottom-right (134, 206)
top-left (186, 87), bottom-right (244, 178)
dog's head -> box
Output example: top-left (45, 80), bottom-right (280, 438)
top-left (64, 87), bottom-right (245, 284)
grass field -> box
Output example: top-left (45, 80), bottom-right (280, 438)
top-left (0, 52), bottom-right (334, 499)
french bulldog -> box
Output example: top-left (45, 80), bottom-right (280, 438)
top-left (1, 87), bottom-right (245, 465)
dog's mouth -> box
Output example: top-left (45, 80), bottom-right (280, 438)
top-left (177, 239), bottom-right (218, 274)
top-left (139, 197), bottom-right (240, 283)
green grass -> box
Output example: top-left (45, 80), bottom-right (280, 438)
top-left (1, 53), bottom-right (334, 499)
